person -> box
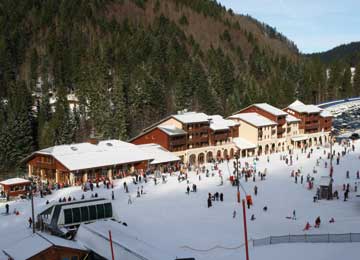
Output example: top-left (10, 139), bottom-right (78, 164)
top-left (254, 186), bottom-right (258, 196)
top-left (251, 214), bottom-right (256, 221)
top-left (141, 186), bottom-right (144, 195)
top-left (247, 198), bottom-right (251, 209)
top-left (344, 189), bottom-right (349, 201)
top-left (300, 175), bottom-right (303, 184)
top-left (186, 186), bottom-right (190, 195)
top-left (292, 210), bottom-right (296, 220)
top-left (315, 216), bottom-right (321, 228)
top-left (112, 190), bottom-right (115, 200)
top-left (5, 204), bottom-right (9, 215)
top-left (46, 200), bottom-right (49, 205)
top-left (81, 194), bottom-right (85, 200)
top-left (28, 217), bottom-right (33, 228)
top-left (207, 197), bottom-right (212, 208)
top-left (94, 193), bottom-right (98, 198)
top-left (263, 206), bottom-right (268, 212)
top-left (128, 195), bottom-right (132, 204)
top-left (220, 193), bottom-right (224, 202)
top-left (233, 210), bottom-right (236, 219)
top-left (303, 222), bottom-right (311, 231)
top-left (329, 217), bottom-right (335, 223)
top-left (215, 192), bottom-right (219, 201)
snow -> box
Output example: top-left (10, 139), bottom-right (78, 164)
top-left (208, 115), bottom-right (238, 131)
top-left (233, 137), bottom-right (257, 150)
top-left (286, 114), bottom-right (301, 123)
top-left (158, 125), bottom-right (187, 136)
top-left (137, 143), bottom-right (180, 165)
top-left (76, 220), bottom-right (172, 260)
top-left (320, 110), bottom-right (333, 118)
top-left (2, 141), bottom-right (360, 260)
top-left (288, 100), bottom-right (322, 114)
top-left (173, 112), bottom-right (210, 124)
top-left (291, 135), bottom-right (310, 142)
top-left (253, 103), bottom-right (288, 116)
top-left (0, 178), bottom-right (31, 186)
top-left (229, 113), bottom-right (277, 127)
top-left (2, 232), bottom-right (85, 260)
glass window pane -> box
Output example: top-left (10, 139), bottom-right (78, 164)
top-left (81, 207), bottom-right (89, 222)
top-left (89, 205), bottom-right (97, 220)
top-left (64, 209), bottom-right (73, 225)
top-left (72, 208), bottom-right (81, 223)
top-left (104, 203), bottom-right (113, 218)
top-left (96, 204), bottom-right (104, 219)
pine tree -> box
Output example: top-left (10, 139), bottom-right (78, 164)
top-left (341, 66), bottom-right (352, 98)
top-left (353, 64), bottom-right (360, 96)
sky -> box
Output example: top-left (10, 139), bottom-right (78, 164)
top-left (218, 0), bottom-right (360, 54)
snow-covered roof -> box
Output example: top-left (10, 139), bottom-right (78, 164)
top-left (137, 144), bottom-right (180, 165)
top-left (76, 220), bottom-right (172, 260)
top-left (0, 178), bottom-right (31, 186)
top-left (233, 138), bottom-right (256, 150)
top-left (320, 110), bottom-right (333, 118)
top-left (291, 135), bottom-right (309, 142)
top-left (32, 140), bottom-right (153, 171)
top-left (3, 233), bottom-right (86, 260)
top-left (254, 103), bottom-right (288, 116)
top-left (229, 113), bottom-right (277, 127)
top-left (208, 115), bottom-right (238, 131)
top-left (288, 100), bottom-right (322, 114)
top-left (158, 125), bottom-right (187, 136)
top-left (286, 114), bottom-right (301, 123)
top-left (172, 112), bottom-right (209, 124)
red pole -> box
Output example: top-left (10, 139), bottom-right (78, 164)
top-left (109, 230), bottom-right (115, 260)
top-left (242, 199), bottom-right (250, 260)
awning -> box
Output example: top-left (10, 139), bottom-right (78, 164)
top-left (291, 135), bottom-right (309, 142)
top-left (233, 138), bottom-right (256, 150)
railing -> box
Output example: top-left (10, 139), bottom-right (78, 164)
top-left (169, 139), bottom-right (186, 146)
top-left (187, 126), bottom-right (209, 133)
top-left (252, 233), bottom-right (360, 247)
top-left (213, 133), bottom-right (229, 141)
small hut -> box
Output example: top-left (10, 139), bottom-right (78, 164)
top-left (0, 178), bottom-right (31, 199)
top-left (319, 176), bottom-right (333, 200)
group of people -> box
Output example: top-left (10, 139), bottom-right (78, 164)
top-left (207, 192), bottom-right (224, 208)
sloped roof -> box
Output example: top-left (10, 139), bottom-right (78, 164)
top-left (158, 125), bottom-right (187, 136)
top-left (28, 140), bottom-right (153, 171)
top-left (288, 100), bottom-right (322, 114)
top-left (76, 220), bottom-right (172, 260)
top-left (172, 112), bottom-right (209, 123)
top-left (137, 143), bottom-right (180, 165)
top-left (286, 114), bottom-right (301, 123)
top-left (0, 178), bottom-right (30, 186)
top-left (208, 115), bottom-right (238, 131)
top-left (320, 110), bottom-right (333, 118)
top-left (3, 233), bottom-right (86, 260)
top-left (229, 113), bottom-right (277, 127)
top-left (254, 103), bottom-right (288, 116)
top-left (233, 138), bottom-right (256, 150)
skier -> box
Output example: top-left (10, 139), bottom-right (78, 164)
top-left (314, 216), bottom-right (321, 228)
top-left (303, 222), bottom-right (311, 231)
top-left (254, 185), bottom-right (258, 196)
top-left (250, 214), bottom-right (256, 221)
top-left (220, 193), bottom-right (224, 202)
top-left (186, 186), bottom-right (190, 195)
top-left (233, 210), bottom-right (236, 219)
top-left (300, 175), bottom-right (303, 184)
top-left (111, 191), bottom-right (115, 200)
top-left (5, 204), bottom-right (9, 215)
top-left (128, 195), bottom-right (132, 204)
top-left (346, 171), bottom-right (350, 179)
top-left (141, 186), bottom-right (144, 195)
top-left (207, 197), bottom-right (212, 208)
top-left (295, 175), bottom-right (298, 184)
top-left (292, 210), bottom-right (296, 220)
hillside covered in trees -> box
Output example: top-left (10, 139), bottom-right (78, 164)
top-left (0, 0), bottom-right (359, 172)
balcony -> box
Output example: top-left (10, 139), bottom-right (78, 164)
top-left (187, 126), bottom-right (209, 134)
top-left (213, 133), bottom-right (229, 141)
top-left (305, 123), bottom-right (319, 131)
top-left (278, 117), bottom-right (286, 125)
top-left (170, 139), bottom-right (186, 146)
top-left (34, 162), bottom-right (55, 169)
top-left (189, 136), bottom-right (209, 143)
top-left (277, 127), bottom-right (285, 134)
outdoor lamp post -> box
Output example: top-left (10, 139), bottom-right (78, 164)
top-left (234, 153), bottom-right (240, 203)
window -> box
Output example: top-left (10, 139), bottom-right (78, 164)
top-left (89, 205), bottom-right (97, 220)
top-left (81, 207), bottom-right (89, 222)
top-left (104, 203), bottom-right (113, 218)
top-left (64, 209), bottom-right (73, 225)
top-left (97, 204), bottom-right (105, 219)
top-left (72, 207), bottom-right (81, 223)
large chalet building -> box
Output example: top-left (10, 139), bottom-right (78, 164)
top-left (130, 111), bottom-right (241, 165)
top-left (131, 101), bottom-right (333, 164)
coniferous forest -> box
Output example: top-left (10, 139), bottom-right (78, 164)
top-left (1, 0), bottom-right (360, 172)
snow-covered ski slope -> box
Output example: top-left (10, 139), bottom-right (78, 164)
top-left (1, 141), bottom-right (360, 260)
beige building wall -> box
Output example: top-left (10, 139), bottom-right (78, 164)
top-left (159, 118), bottom-right (183, 129)
top-left (237, 120), bottom-right (258, 143)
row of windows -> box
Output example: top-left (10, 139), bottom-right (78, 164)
top-left (64, 203), bottom-right (112, 225)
